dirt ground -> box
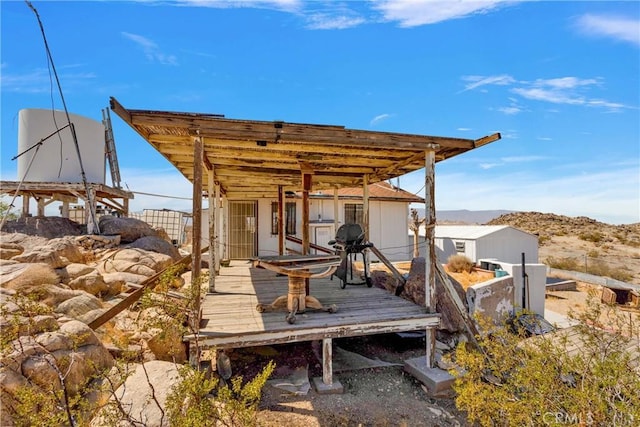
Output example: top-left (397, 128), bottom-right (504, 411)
top-left (222, 334), bottom-right (468, 426)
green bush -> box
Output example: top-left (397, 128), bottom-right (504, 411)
top-left (452, 300), bottom-right (640, 426)
top-left (166, 361), bottom-right (275, 427)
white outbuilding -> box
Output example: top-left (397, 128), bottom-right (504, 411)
top-left (436, 225), bottom-right (538, 264)
top-left (413, 224), bottom-right (539, 265)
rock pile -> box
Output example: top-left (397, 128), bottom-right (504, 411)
top-left (0, 216), bottom-right (191, 426)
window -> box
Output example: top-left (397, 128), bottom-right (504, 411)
top-left (455, 241), bottom-right (466, 252)
top-left (344, 203), bottom-right (363, 225)
top-left (270, 202), bottom-right (278, 235)
top-left (285, 202), bottom-right (296, 235)
top-left (271, 202), bottom-right (297, 235)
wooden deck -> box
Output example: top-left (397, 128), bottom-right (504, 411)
top-left (186, 261), bottom-right (440, 350)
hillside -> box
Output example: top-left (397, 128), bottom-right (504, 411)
top-left (487, 211), bottom-right (640, 285)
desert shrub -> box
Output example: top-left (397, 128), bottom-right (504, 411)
top-left (545, 256), bottom-right (580, 271)
top-left (452, 299), bottom-right (640, 426)
top-left (586, 249), bottom-right (599, 258)
top-left (0, 200), bottom-right (18, 221)
top-left (166, 361), bottom-right (275, 427)
top-left (547, 256), bottom-right (633, 282)
top-left (578, 230), bottom-right (604, 244)
top-left (447, 254), bottom-right (474, 273)
top-left (587, 259), bottom-right (633, 282)
top-left (538, 235), bottom-right (551, 245)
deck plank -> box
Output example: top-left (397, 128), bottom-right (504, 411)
top-left (186, 261), bottom-right (439, 349)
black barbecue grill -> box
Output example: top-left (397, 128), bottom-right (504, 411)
top-left (328, 223), bottom-right (373, 288)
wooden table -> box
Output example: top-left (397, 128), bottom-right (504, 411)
top-left (252, 254), bottom-right (341, 323)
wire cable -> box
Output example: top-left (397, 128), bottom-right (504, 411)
top-left (26, 1), bottom-right (100, 234)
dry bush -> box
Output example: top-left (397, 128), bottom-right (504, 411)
top-left (447, 254), bottom-right (474, 273)
top-left (3, 264), bottom-right (60, 292)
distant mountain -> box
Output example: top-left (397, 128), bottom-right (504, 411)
top-left (412, 209), bottom-right (516, 224)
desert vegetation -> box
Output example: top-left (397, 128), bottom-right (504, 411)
top-left (452, 298), bottom-right (640, 426)
top-left (489, 211), bottom-right (640, 284)
top-left (0, 218), bottom-right (275, 426)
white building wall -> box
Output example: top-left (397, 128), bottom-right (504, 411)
top-left (475, 228), bottom-right (538, 264)
top-left (257, 199), bottom-right (279, 257)
top-left (373, 202), bottom-right (410, 261)
top-left (479, 259), bottom-right (547, 316)
top-left (422, 226), bottom-right (539, 264)
top-left (203, 197), bottom-right (413, 261)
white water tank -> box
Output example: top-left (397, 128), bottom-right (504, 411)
top-left (17, 108), bottom-right (105, 184)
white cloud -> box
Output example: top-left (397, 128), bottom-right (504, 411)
top-left (457, 127), bottom-right (472, 131)
top-left (539, 76), bottom-right (599, 89)
top-left (537, 137), bottom-right (552, 141)
top-left (173, 0), bottom-right (302, 13)
top-left (460, 74), bottom-right (516, 92)
top-left (575, 14), bottom-right (640, 47)
top-left (0, 66), bottom-right (96, 94)
top-left (121, 32), bottom-right (178, 65)
top-left (477, 155), bottom-right (544, 170)
top-left (498, 106), bottom-right (522, 115)
top-left (373, 0), bottom-right (512, 27)
top-left (462, 74), bottom-right (631, 112)
top-left (370, 113), bottom-right (393, 126)
top-left (306, 14), bottom-right (365, 30)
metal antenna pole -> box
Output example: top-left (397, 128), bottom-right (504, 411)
top-left (26, 1), bottom-right (100, 233)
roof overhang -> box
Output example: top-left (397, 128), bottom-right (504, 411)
top-left (110, 97), bottom-right (501, 199)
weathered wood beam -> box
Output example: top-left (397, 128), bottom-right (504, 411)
top-left (207, 163), bottom-right (216, 292)
top-left (424, 149), bottom-right (436, 369)
top-left (191, 135), bottom-right (203, 330)
top-left (278, 186), bottom-right (284, 256)
top-left (474, 132), bottom-right (501, 148)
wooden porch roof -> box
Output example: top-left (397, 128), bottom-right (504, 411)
top-left (110, 97), bottom-right (501, 198)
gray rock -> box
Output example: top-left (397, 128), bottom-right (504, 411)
top-left (55, 294), bottom-right (103, 319)
top-left (128, 236), bottom-right (180, 260)
top-left (0, 217), bottom-right (83, 238)
top-left (98, 216), bottom-right (160, 244)
top-left (0, 242), bottom-right (23, 260)
top-left (68, 271), bottom-right (110, 296)
top-left (56, 263), bottom-right (96, 284)
top-left (92, 361), bottom-right (181, 427)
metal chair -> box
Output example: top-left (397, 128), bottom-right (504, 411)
top-left (328, 223), bottom-right (373, 288)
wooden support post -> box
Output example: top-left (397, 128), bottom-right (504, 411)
top-left (222, 195), bottom-right (228, 261)
top-left (21, 195), bottom-right (29, 218)
top-left (333, 188), bottom-right (339, 232)
top-left (61, 201), bottom-right (69, 218)
top-left (424, 149), bottom-right (436, 368)
top-left (207, 163), bottom-right (216, 292)
top-left (362, 174), bottom-right (370, 276)
top-left (302, 173), bottom-right (311, 255)
top-left (302, 172), bottom-right (312, 296)
top-left (85, 187), bottom-right (98, 234)
top-left (37, 198), bottom-right (45, 216)
top-left (214, 183), bottom-right (221, 273)
top-left (192, 135), bottom-right (203, 329)
top-left (322, 338), bottom-right (333, 385)
top-left (278, 186), bottom-right (285, 256)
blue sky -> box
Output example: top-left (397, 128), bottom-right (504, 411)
top-left (1, 0), bottom-right (639, 224)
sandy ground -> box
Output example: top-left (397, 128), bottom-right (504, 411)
top-left (223, 335), bottom-right (469, 426)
